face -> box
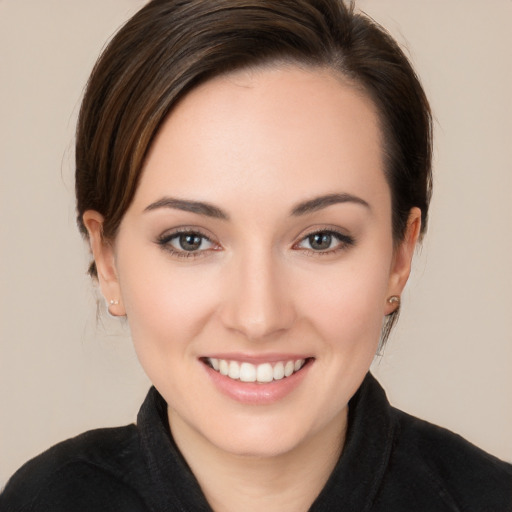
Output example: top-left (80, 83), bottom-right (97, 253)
top-left (85, 66), bottom-right (419, 459)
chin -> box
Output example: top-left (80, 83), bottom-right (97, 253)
top-left (210, 426), bottom-right (309, 459)
top-left (197, 406), bottom-right (343, 460)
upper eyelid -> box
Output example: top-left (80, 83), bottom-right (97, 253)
top-left (293, 225), bottom-right (353, 242)
top-left (302, 227), bottom-right (347, 237)
top-left (158, 226), bottom-right (216, 241)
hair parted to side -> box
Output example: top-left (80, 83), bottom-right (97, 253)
top-left (75, 0), bottom-right (433, 344)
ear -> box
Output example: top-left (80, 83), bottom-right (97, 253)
top-left (82, 210), bottom-right (126, 317)
top-left (385, 207), bottom-right (422, 315)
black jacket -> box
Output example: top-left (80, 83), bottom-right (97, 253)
top-left (1, 374), bottom-right (511, 511)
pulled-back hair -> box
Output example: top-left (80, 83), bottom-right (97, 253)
top-left (75, 0), bottom-right (432, 340)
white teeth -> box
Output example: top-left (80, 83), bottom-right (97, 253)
top-left (228, 361), bottom-right (240, 379)
top-left (207, 358), bottom-right (307, 383)
top-left (273, 362), bottom-right (285, 380)
top-left (239, 362), bottom-right (257, 382)
top-left (284, 361), bottom-right (295, 377)
top-left (256, 363), bottom-right (273, 383)
top-left (219, 359), bottom-right (229, 376)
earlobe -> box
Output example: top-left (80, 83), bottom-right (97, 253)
top-left (385, 208), bottom-right (422, 315)
top-left (82, 210), bottom-right (126, 316)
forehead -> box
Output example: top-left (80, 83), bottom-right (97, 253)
top-left (134, 65), bottom-right (387, 213)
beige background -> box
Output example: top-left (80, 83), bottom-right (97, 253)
top-left (1, 0), bottom-right (511, 487)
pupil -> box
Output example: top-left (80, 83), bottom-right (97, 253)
top-left (310, 233), bottom-right (332, 250)
top-left (180, 234), bottom-right (202, 251)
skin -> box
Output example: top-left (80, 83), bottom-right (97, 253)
top-left (84, 65), bottom-right (421, 512)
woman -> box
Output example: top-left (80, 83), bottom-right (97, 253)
top-left (1, 0), bottom-right (510, 510)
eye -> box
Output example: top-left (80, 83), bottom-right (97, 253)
top-left (157, 229), bottom-right (218, 257)
top-left (172, 232), bottom-right (211, 252)
top-left (295, 229), bottom-right (355, 254)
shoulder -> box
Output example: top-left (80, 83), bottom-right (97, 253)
top-left (0, 425), bottom-right (150, 512)
top-left (384, 407), bottom-right (512, 510)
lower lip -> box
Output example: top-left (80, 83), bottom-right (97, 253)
top-left (202, 360), bottom-right (312, 405)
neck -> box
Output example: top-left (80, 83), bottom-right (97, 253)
top-left (169, 409), bottom-right (347, 512)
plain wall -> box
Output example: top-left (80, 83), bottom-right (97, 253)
top-left (1, 0), bottom-right (511, 486)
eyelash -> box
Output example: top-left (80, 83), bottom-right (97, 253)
top-left (156, 228), bottom-right (355, 259)
top-left (156, 228), bottom-right (219, 259)
top-left (293, 229), bottom-right (355, 256)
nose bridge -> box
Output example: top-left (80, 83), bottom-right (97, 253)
top-left (221, 243), bottom-right (294, 340)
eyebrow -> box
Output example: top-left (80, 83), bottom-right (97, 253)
top-left (144, 197), bottom-right (230, 220)
top-left (291, 193), bottom-right (370, 216)
top-left (144, 192), bottom-right (369, 220)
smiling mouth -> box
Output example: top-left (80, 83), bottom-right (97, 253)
top-left (202, 357), bottom-right (312, 383)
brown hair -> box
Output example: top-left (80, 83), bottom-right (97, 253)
top-left (75, 0), bottom-right (432, 342)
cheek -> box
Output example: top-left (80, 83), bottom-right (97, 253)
top-left (296, 251), bottom-right (392, 347)
top-left (116, 247), bottom-right (220, 354)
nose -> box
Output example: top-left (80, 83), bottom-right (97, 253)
top-left (219, 249), bottom-right (296, 341)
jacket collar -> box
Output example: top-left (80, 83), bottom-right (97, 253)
top-left (310, 373), bottom-right (395, 511)
top-left (137, 372), bottom-right (394, 511)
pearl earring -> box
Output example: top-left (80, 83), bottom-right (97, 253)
top-left (387, 295), bottom-right (400, 308)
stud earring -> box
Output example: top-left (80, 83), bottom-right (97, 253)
top-left (387, 295), bottom-right (400, 308)
top-left (107, 299), bottom-right (122, 318)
